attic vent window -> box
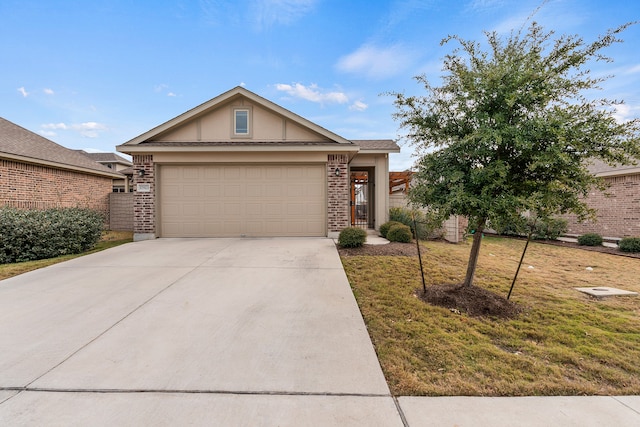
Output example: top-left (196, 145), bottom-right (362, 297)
top-left (234, 108), bottom-right (250, 136)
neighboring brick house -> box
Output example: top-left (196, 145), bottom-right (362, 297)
top-left (562, 160), bottom-right (640, 239)
top-left (77, 151), bottom-right (133, 192)
top-left (0, 117), bottom-right (122, 215)
top-left (116, 86), bottom-right (400, 241)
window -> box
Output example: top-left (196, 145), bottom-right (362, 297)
top-left (234, 108), bottom-right (250, 136)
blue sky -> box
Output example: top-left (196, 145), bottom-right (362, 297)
top-left (2, 0), bottom-right (638, 170)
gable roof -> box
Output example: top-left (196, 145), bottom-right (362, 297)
top-left (0, 117), bottom-right (122, 178)
top-left (77, 150), bottom-right (132, 165)
top-left (588, 158), bottom-right (640, 177)
top-left (119, 86), bottom-right (356, 150)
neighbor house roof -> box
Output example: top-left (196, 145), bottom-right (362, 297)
top-left (77, 151), bottom-right (132, 166)
top-left (0, 117), bottom-right (122, 178)
top-left (588, 158), bottom-right (640, 177)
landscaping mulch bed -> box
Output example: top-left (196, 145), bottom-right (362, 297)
top-left (417, 283), bottom-right (522, 319)
top-left (337, 241), bottom-right (421, 257)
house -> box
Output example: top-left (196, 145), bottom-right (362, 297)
top-left (77, 151), bottom-right (133, 192)
top-left (0, 117), bottom-right (122, 214)
top-left (117, 86), bottom-right (399, 241)
top-left (562, 159), bottom-right (640, 238)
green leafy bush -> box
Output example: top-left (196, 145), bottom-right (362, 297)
top-left (380, 221), bottom-right (403, 238)
top-left (387, 223), bottom-right (412, 243)
top-left (619, 237), bottom-right (640, 253)
top-left (532, 218), bottom-right (568, 240)
top-left (0, 207), bottom-right (105, 264)
top-left (577, 233), bottom-right (603, 246)
top-left (389, 207), bottom-right (443, 240)
top-left (338, 227), bottom-right (367, 248)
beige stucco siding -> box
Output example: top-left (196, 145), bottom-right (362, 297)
top-left (155, 100), bottom-right (333, 143)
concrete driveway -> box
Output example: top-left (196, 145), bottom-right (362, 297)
top-left (0, 238), bottom-right (403, 426)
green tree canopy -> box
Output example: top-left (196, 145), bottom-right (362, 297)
top-left (391, 21), bottom-right (640, 287)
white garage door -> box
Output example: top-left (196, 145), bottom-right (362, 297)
top-left (159, 164), bottom-right (326, 237)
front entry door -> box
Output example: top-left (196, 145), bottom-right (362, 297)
top-left (350, 171), bottom-right (368, 228)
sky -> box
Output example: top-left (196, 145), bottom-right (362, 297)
top-left (1, 0), bottom-right (639, 170)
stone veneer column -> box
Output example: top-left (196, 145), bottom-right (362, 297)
top-left (132, 154), bottom-right (155, 241)
top-left (327, 154), bottom-right (350, 237)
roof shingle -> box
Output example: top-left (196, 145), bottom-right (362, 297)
top-left (0, 117), bottom-right (119, 176)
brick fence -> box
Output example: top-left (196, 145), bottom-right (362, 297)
top-left (109, 192), bottom-right (133, 231)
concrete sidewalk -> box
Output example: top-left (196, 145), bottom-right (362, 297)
top-left (0, 238), bottom-right (639, 426)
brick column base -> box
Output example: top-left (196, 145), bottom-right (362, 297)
top-left (132, 155), bottom-right (155, 241)
top-left (327, 154), bottom-right (349, 237)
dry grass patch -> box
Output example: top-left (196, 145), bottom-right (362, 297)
top-left (341, 236), bottom-right (640, 396)
top-left (0, 231), bottom-right (133, 281)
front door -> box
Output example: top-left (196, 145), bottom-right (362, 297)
top-left (350, 171), bottom-right (368, 228)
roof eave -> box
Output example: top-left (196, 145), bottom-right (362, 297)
top-left (117, 144), bottom-right (360, 155)
top-left (1, 152), bottom-right (124, 179)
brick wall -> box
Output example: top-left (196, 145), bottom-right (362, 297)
top-left (0, 159), bottom-right (111, 215)
top-left (132, 155), bottom-right (155, 238)
top-left (109, 192), bottom-right (133, 231)
top-left (562, 174), bottom-right (640, 238)
top-left (327, 154), bottom-right (349, 233)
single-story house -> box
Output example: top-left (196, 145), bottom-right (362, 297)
top-left (0, 117), bottom-right (122, 214)
top-left (77, 151), bottom-right (133, 192)
top-left (562, 159), bottom-right (640, 238)
top-left (117, 86), bottom-right (400, 241)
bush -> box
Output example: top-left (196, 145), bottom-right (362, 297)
top-left (389, 207), bottom-right (443, 240)
top-left (532, 217), bottom-right (568, 240)
top-left (0, 207), bottom-right (105, 264)
top-left (380, 221), bottom-right (403, 238)
top-left (619, 237), bottom-right (640, 253)
top-left (386, 223), bottom-right (413, 243)
top-left (578, 233), bottom-right (603, 246)
top-left (338, 227), bottom-right (367, 248)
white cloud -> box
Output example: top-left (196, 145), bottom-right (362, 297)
top-left (17, 87), bottom-right (29, 97)
top-left (41, 121), bottom-right (108, 138)
top-left (39, 130), bottom-right (57, 137)
top-left (43, 88), bottom-right (54, 95)
top-left (42, 122), bottom-right (68, 130)
top-left (612, 103), bottom-right (640, 123)
top-left (167, 92), bottom-right (177, 97)
top-left (336, 44), bottom-right (415, 80)
top-left (349, 100), bottom-right (368, 111)
top-left (275, 83), bottom-right (349, 104)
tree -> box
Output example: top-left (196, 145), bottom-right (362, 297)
top-left (391, 21), bottom-right (640, 288)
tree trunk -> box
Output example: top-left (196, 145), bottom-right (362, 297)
top-left (463, 219), bottom-right (486, 287)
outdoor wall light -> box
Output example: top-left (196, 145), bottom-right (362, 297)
top-left (137, 169), bottom-right (146, 177)
top-left (334, 167), bottom-right (340, 176)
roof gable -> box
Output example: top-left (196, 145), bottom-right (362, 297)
top-left (121, 86), bottom-right (353, 146)
top-left (0, 117), bottom-right (121, 177)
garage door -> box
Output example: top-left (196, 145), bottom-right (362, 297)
top-left (159, 164), bottom-right (326, 237)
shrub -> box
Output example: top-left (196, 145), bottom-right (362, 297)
top-left (386, 223), bottom-right (413, 243)
top-left (338, 227), bottom-right (367, 248)
top-left (532, 217), bottom-right (568, 240)
top-left (0, 207), bottom-right (105, 264)
top-left (380, 221), bottom-right (403, 238)
top-left (389, 207), bottom-right (443, 240)
top-left (578, 233), bottom-right (603, 246)
top-left (619, 237), bottom-right (640, 253)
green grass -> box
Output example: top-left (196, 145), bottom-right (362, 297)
top-left (0, 231), bottom-right (133, 281)
top-left (341, 236), bottom-right (640, 396)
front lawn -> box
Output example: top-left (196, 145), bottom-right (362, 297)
top-left (341, 236), bottom-right (640, 396)
top-left (0, 231), bottom-right (133, 281)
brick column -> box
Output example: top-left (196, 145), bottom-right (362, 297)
top-left (327, 154), bottom-right (349, 237)
top-left (132, 154), bottom-right (155, 241)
